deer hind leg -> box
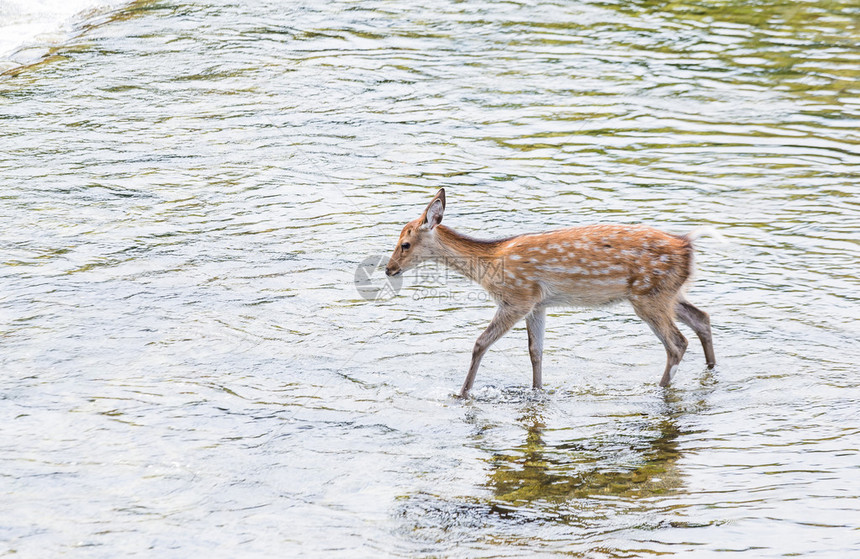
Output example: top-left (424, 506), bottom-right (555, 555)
top-left (525, 306), bottom-right (546, 390)
top-left (460, 304), bottom-right (531, 398)
top-left (632, 297), bottom-right (688, 387)
top-left (675, 299), bottom-right (716, 369)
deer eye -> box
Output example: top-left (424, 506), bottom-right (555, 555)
top-left (401, 242), bottom-right (411, 251)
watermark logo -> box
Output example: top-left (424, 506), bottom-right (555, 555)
top-left (355, 255), bottom-right (402, 301)
top-left (355, 255), bottom-right (504, 303)
top-left (410, 256), bottom-right (506, 286)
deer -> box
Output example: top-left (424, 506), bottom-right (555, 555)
top-left (385, 188), bottom-right (716, 398)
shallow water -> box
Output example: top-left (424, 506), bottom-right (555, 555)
top-left (1, 0), bottom-right (859, 556)
top-left (0, 0), bottom-right (126, 70)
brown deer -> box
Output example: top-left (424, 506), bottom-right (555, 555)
top-left (385, 189), bottom-right (716, 398)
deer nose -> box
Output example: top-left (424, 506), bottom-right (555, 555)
top-left (385, 266), bottom-right (394, 276)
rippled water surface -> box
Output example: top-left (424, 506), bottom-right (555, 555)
top-left (2, 0), bottom-right (859, 556)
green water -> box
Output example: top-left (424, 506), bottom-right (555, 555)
top-left (1, 0), bottom-right (858, 556)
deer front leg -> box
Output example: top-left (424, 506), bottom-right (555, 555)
top-left (459, 304), bottom-right (530, 398)
top-left (526, 306), bottom-right (546, 390)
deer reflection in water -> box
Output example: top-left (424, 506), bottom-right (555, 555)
top-left (484, 400), bottom-right (687, 507)
top-left (396, 389), bottom-right (711, 547)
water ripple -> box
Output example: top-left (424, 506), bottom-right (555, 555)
top-left (1, 0), bottom-right (859, 556)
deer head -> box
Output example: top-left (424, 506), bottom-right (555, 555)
top-left (385, 188), bottom-right (446, 277)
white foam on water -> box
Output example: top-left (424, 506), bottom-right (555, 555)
top-left (0, 0), bottom-right (126, 66)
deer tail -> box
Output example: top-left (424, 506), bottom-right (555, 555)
top-left (683, 226), bottom-right (726, 244)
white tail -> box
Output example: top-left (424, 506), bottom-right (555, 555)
top-left (684, 226), bottom-right (726, 244)
top-left (386, 189), bottom-right (716, 397)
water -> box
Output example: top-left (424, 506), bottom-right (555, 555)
top-left (1, 0), bottom-right (858, 556)
top-left (0, 0), bottom-right (127, 70)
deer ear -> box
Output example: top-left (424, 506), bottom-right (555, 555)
top-left (434, 188), bottom-right (446, 211)
top-left (421, 189), bottom-right (445, 229)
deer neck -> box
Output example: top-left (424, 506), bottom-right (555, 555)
top-left (431, 225), bottom-right (505, 286)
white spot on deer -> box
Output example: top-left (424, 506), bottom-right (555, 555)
top-left (589, 278), bottom-right (627, 287)
top-left (509, 254), bottom-right (522, 261)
